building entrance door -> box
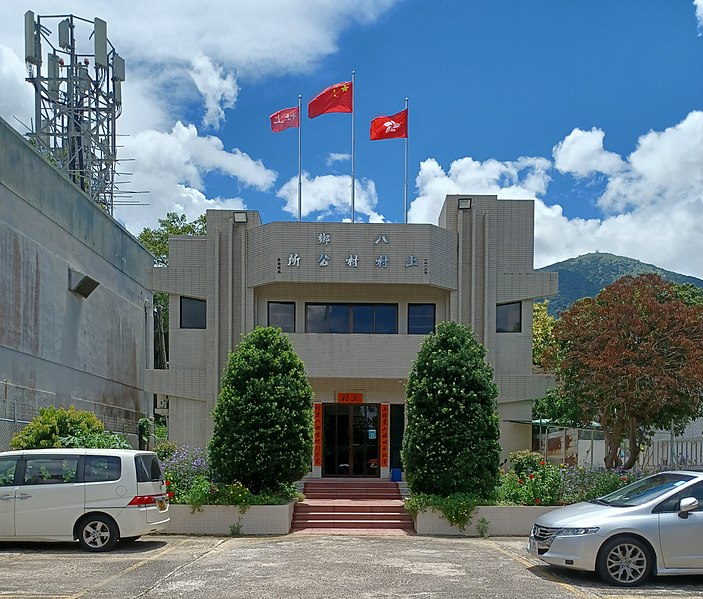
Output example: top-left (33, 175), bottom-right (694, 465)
top-left (322, 404), bottom-right (380, 477)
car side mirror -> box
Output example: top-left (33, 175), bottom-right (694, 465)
top-left (678, 496), bottom-right (698, 519)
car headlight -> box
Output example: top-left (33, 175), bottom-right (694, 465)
top-left (556, 527), bottom-right (599, 536)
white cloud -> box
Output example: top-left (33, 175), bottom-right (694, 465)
top-left (409, 156), bottom-right (551, 224)
top-left (0, 1), bottom-right (399, 234)
top-left (411, 110), bottom-right (703, 279)
top-left (695, 0), bottom-right (703, 33)
top-left (599, 111), bottom-right (703, 212)
top-left (327, 153), bottom-right (351, 166)
top-left (553, 127), bottom-right (625, 177)
top-left (277, 173), bottom-right (386, 222)
top-left (189, 54), bottom-right (239, 129)
top-left (118, 122), bottom-right (275, 233)
top-left (0, 45), bottom-right (34, 129)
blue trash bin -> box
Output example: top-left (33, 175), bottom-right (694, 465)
top-left (390, 468), bottom-right (402, 482)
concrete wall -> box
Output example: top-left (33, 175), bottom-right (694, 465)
top-left (0, 117), bottom-right (154, 430)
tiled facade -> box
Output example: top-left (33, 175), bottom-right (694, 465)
top-left (146, 194), bottom-right (557, 475)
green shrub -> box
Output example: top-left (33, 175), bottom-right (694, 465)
top-left (11, 406), bottom-right (128, 449)
top-left (209, 327), bottom-right (314, 494)
top-left (404, 493), bottom-right (481, 531)
top-left (508, 450), bottom-right (545, 477)
top-left (401, 321), bottom-right (501, 498)
top-left (560, 466), bottom-right (633, 504)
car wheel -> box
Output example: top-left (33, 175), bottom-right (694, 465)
top-left (597, 535), bottom-right (653, 587)
top-left (77, 515), bottom-right (119, 552)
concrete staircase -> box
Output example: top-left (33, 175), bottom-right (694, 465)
top-left (291, 480), bottom-right (415, 534)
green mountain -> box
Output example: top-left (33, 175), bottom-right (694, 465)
top-left (537, 252), bottom-right (703, 315)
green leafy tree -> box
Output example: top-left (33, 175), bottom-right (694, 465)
top-left (544, 274), bottom-right (703, 469)
top-left (673, 282), bottom-right (703, 306)
top-left (138, 213), bottom-right (207, 367)
top-left (532, 300), bottom-right (555, 367)
top-left (11, 406), bottom-right (129, 449)
top-left (208, 327), bottom-right (314, 494)
top-left (401, 321), bottom-right (501, 498)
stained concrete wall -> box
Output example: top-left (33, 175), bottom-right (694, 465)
top-left (0, 117), bottom-right (153, 431)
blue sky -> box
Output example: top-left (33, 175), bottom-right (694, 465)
top-left (1, 1), bottom-right (703, 277)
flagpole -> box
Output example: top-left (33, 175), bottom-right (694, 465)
top-left (298, 94), bottom-right (302, 222)
top-left (404, 97), bottom-right (409, 224)
top-left (351, 70), bottom-right (356, 223)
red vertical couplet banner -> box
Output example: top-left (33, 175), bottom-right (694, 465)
top-left (380, 404), bottom-right (389, 468)
top-left (313, 403), bottom-right (323, 467)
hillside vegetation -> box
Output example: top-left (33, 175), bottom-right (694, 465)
top-left (538, 252), bottom-right (703, 315)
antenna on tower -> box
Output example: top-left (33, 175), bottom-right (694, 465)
top-left (24, 11), bottom-right (126, 216)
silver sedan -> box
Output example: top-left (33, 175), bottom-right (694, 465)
top-left (528, 470), bottom-right (703, 586)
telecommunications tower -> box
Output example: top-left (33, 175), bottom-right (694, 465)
top-left (24, 11), bottom-right (125, 215)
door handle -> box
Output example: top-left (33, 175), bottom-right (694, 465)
top-left (17, 493), bottom-right (31, 500)
top-left (0, 494), bottom-right (14, 501)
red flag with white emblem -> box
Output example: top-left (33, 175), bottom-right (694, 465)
top-left (270, 106), bottom-right (300, 132)
top-left (370, 108), bottom-right (408, 140)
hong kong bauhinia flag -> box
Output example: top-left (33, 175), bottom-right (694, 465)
top-left (307, 81), bottom-right (353, 118)
top-left (270, 106), bottom-right (300, 132)
top-left (370, 108), bottom-right (408, 140)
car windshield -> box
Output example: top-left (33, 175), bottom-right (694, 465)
top-left (594, 472), bottom-right (694, 507)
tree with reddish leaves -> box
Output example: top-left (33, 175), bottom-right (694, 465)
top-left (545, 274), bottom-right (703, 469)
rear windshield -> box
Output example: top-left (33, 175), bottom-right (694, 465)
top-left (135, 454), bottom-right (163, 483)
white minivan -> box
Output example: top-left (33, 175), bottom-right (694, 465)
top-left (0, 448), bottom-right (170, 551)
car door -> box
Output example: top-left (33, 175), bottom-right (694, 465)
top-left (0, 456), bottom-right (19, 536)
top-left (14, 455), bottom-right (84, 538)
top-left (658, 482), bottom-right (703, 569)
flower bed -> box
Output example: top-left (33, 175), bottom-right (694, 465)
top-left (414, 505), bottom-right (558, 536)
top-left (166, 501), bottom-right (296, 536)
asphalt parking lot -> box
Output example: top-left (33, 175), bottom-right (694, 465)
top-left (1, 534), bottom-right (702, 599)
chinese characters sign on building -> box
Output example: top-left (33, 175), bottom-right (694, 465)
top-left (337, 392), bottom-right (364, 404)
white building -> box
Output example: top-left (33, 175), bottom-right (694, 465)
top-left (148, 194), bottom-right (557, 478)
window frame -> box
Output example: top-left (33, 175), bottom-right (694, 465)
top-left (408, 303), bottom-right (436, 335)
top-left (268, 301), bottom-right (296, 333)
top-left (304, 303), bottom-right (398, 334)
top-left (496, 301), bottom-right (522, 333)
top-left (180, 296), bottom-right (207, 329)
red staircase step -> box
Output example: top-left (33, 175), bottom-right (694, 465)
top-left (291, 480), bottom-right (414, 534)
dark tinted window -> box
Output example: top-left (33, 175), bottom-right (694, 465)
top-left (374, 305), bottom-right (398, 334)
top-left (329, 305), bottom-right (350, 333)
top-left (23, 456), bottom-right (79, 485)
top-left (85, 455), bottom-right (122, 482)
top-left (180, 296), bottom-right (206, 329)
top-left (135, 454), bottom-right (163, 482)
top-left (268, 302), bottom-right (295, 332)
top-left (306, 304), bottom-right (327, 333)
top-left (496, 302), bottom-right (522, 333)
top-left (0, 457), bottom-right (18, 486)
top-left (408, 304), bottom-right (436, 335)
top-left (352, 305), bottom-right (373, 333)
top-left (654, 481), bottom-right (703, 513)
top-left (306, 304), bottom-right (398, 334)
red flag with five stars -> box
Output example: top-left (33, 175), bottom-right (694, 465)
top-left (307, 81), bottom-right (353, 118)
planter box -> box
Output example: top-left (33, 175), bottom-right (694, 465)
top-left (414, 505), bottom-right (559, 537)
top-left (166, 501), bottom-right (296, 536)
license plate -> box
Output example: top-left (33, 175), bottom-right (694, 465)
top-left (527, 537), bottom-right (538, 555)
top-left (156, 498), bottom-right (166, 511)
